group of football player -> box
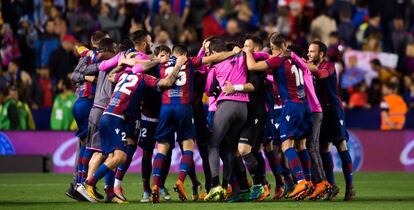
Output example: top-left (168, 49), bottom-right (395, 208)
top-left (65, 29), bottom-right (356, 204)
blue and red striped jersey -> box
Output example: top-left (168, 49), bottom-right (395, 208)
top-left (159, 56), bottom-right (202, 105)
top-left (312, 60), bottom-right (343, 110)
top-left (265, 56), bottom-right (306, 103)
top-left (79, 50), bottom-right (98, 98)
top-left (104, 72), bottom-right (159, 120)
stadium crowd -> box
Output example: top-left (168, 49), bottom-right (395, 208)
top-left (0, 0), bottom-right (414, 131)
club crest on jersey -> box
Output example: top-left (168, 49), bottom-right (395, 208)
top-left (275, 123), bottom-right (280, 129)
top-left (340, 120), bottom-right (344, 126)
top-left (254, 118), bottom-right (259, 125)
top-left (285, 115), bottom-right (290, 122)
top-left (115, 128), bottom-right (120, 134)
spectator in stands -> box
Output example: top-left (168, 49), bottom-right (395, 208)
top-left (13, 87), bottom-right (35, 130)
top-left (289, 1), bottom-right (309, 46)
top-left (233, 0), bottom-right (254, 32)
top-left (368, 78), bottom-right (382, 106)
top-left (16, 16), bottom-right (37, 74)
top-left (273, 6), bottom-right (290, 37)
top-left (179, 26), bottom-right (201, 56)
top-left (341, 55), bottom-right (365, 89)
top-left (50, 5), bottom-right (68, 40)
top-left (380, 82), bottom-right (408, 130)
top-left (153, 0), bottom-right (183, 43)
top-left (310, 11), bottom-right (337, 45)
top-left (170, 0), bottom-right (191, 25)
top-left (338, 7), bottom-right (356, 47)
top-left (352, 0), bottom-right (369, 29)
top-left (0, 86), bottom-right (19, 130)
top-left (202, 4), bottom-right (226, 39)
top-left (348, 82), bottom-right (369, 109)
top-left (85, 0), bottom-right (101, 20)
top-left (361, 14), bottom-right (381, 41)
top-left (151, 28), bottom-right (173, 52)
top-left (224, 19), bottom-right (244, 46)
top-left (33, 0), bottom-right (47, 30)
top-left (1, 24), bottom-right (21, 68)
top-left (32, 66), bottom-right (54, 110)
top-left (362, 33), bottom-right (382, 52)
top-left (370, 59), bottom-right (399, 83)
top-left (51, 78), bottom-right (76, 131)
top-left (403, 75), bottom-right (414, 109)
top-left (405, 42), bottom-right (414, 74)
top-left (66, 0), bottom-right (95, 44)
top-left (34, 19), bottom-right (60, 69)
top-left (5, 59), bottom-right (32, 104)
top-left (98, 3), bottom-right (126, 43)
top-left (48, 34), bottom-right (78, 81)
top-left (327, 32), bottom-right (341, 62)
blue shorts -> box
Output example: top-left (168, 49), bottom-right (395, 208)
top-left (124, 118), bottom-right (140, 141)
top-left (279, 102), bottom-right (313, 142)
top-left (138, 115), bottom-right (159, 151)
top-left (263, 107), bottom-right (282, 145)
top-left (99, 114), bottom-right (127, 156)
top-left (320, 108), bottom-right (348, 144)
top-left (154, 104), bottom-right (196, 143)
top-left (72, 98), bottom-right (93, 139)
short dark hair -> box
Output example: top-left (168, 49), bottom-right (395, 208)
top-left (0, 85), bottom-right (8, 96)
top-left (269, 32), bottom-right (285, 48)
top-left (62, 78), bottom-right (72, 90)
top-left (98, 38), bottom-right (116, 53)
top-left (245, 34), bottom-right (263, 49)
top-left (172, 44), bottom-right (188, 56)
top-left (329, 31), bottom-right (339, 38)
top-left (154, 45), bottom-right (171, 56)
top-left (311, 40), bottom-right (328, 57)
top-left (130, 30), bottom-right (150, 45)
top-left (370, 58), bottom-right (382, 66)
top-left (383, 82), bottom-right (398, 91)
top-left (119, 39), bottom-right (134, 52)
top-left (209, 37), bottom-right (227, 53)
top-left (226, 42), bottom-right (242, 51)
top-left (287, 44), bottom-right (305, 58)
top-left (161, 0), bottom-right (170, 5)
top-left (9, 58), bottom-right (20, 66)
top-left (91, 31), bottom-right (109, 45)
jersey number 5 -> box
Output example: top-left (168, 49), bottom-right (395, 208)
top-left (291, 65), bottom-right (304, 87)
top-left (114, 74), bottom-right (139, 95)
top-left (165, 66), bottom-right (187, 86)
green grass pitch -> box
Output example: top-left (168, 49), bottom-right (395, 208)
top-left (0, 172), bottom-right (413, 210)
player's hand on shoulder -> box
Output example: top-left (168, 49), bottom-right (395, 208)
top-left (233, 46), bottom-right (242, 54)
top-left (126, 51), bottom-right (138, 59)
top-left (176, 56), bottom-right (188, 67)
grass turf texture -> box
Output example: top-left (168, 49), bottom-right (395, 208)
top-left (0, 172), bottom-right (413, 210)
